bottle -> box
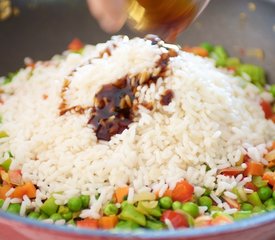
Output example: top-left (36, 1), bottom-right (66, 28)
top-left (127, 0), bottom-right (210, 41)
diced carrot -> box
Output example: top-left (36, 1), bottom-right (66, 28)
top-left (0, 185), bottom-right (12, 199)
top-left (244, 182), bottom-right (258, 191)
top-left (68, 38), bottom-right (84, 52)
top-left (77, 218), bottom-right (98, 229)
top-left (270, 114), bottom-right (275, 123)
top-left (98, 216), bottom-right (118, 229)
top-left (172, 180), bottom-right (194, 202)
top-left (243, 161), bottom-right (264, 176)
top-left (263, 172), bottom-right (275, 187)
top-left (11, 182), bottom-right (36, 199)
top-left (115, 186), bottom-right (129, 203)
top-left (183, 46), bottom-right (208, 57)
top-left (260, 100), bottom-right (273, 119)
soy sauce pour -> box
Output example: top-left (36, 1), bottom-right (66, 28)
top-left (127, 0), bottom-right (210, 42)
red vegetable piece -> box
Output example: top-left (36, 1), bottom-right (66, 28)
top-left (218, 167), bottom-right (244, 176)
top-left (68, 38), bottom-right (84, 52)
top-left (77, 218), bottom-right (98, 229)
top-left (161, 210), bottom-right (189, 229)
top-left (172, 180), bottom-right (194, 202)
top-left (260, 100), bottom-right (273, 119)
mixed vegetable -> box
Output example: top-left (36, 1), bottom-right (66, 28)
top-left (0, 40), bottom-right (275, 231)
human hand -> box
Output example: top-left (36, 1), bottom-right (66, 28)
top-left (87, 0), bottom-right (127, 33)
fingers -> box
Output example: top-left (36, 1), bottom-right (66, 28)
top-left (87, 0), bottom-right (127, 33)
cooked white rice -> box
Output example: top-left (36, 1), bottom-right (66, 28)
top-left (0, 36), bottom-right (275, 218)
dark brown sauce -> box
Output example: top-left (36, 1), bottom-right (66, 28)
top-left (88, 37), bottom-right (178, 141)
top-left (160, 89), bottom-right (174, 106)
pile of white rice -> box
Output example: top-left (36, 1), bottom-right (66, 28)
top-left (0, 36), bottom-right (275, 218)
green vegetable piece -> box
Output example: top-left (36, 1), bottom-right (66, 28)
top-left (200, 42), bottom-right (214, 53)
top-left (226, 57), bottom-right (241, 68)
top-left (50, 213), bottom-right (63, 222)
top-left (72, 211), bottom-right (80, 219)
top-left (62, 211), bottom-right (73, 221)
top-left (270, 85), bottom-right (275, 98)
top-left (0, 131), bottom-right (8, 138)
top-left (203, 188), bottom-right (211, 196)
top-left (210, 45), bottom-right (228, 67)
top-left (252, 205), bottom-right (266, 214)
top-left (121, 201), bottom-right (129, 209)
top-left (40, 197), bottom-right (59, 216)
top-left (241, 202), bottom-right (253, 211)
top-left (67, 196), bottom-right (82, 212)
top-left (182, 202), bottom-right (199, 218)
top-left (0, 115), bottom-right (2, 124)
top-left (247, 192), bottom-right (262, 206)
top-left (67, 219), bottom-right (76, 226)
top-left (273, 191), bottom-right (275, 200)
top-left (266, 205), bottom-right (275, 212)
top-left (145, 219), bottom-right (165, 230)
top-left (252, 176), bottom-right (268, 188)
top-left (198, 196), bottom-right (213, 210)
top-left (257, 186), bottom-right (272, 201)
top-left (80, 195), bottom-right (90, 209)
top-left (7, 203), bottom-right (21, 214)
top-left (236, 64), bottom-right (266, 87)
top-left (159, 196), bottom-right (173, 209)
top-left (0, 199), bottom-right (4, 208)
top-left (136, 201), bottom-right (162, 218)
top-left (3, 71), bottom-right (18, 85)
top-left (0, 158), bottom-right (12, 171)
top-left (233, 211), bottom-right (251, 221)
top-left (58, 206), bottom-right (70, 215)
top-left (209, 206), bottom-right (223, 212)
top-left (28, 212), bottom-right (40, 219)
top-left (38, 213), bottom-right (48, 220)
top-left (264, 198), bottom-right (275, 207)
top-left (119, 204), bottom-right (146, 226)
top-left (172, 201), bottom-right (182, 210)
top-left (104, 203), bottom-right (118, 216)
top-left (115, 220), bottom-right (140, 230)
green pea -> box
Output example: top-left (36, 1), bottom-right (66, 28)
top-left (50, 213), bottom-right (63, 222)
top-left (7, 203), bottom-right (21, 215)
top-left (241, 202), bottom-right (253, 211)
top-left (58, 205), bottom-right (70, 215)
top-left (38, 213), bottom-right (48, 220)
top-left (80, 195), bottom-right (90, 209)
top-left (172, 201), bottom-right (182, 210)
top-left (121, 201), bottom-right (129, 209)
top-left (198, 196), bottom-right (212, 210)
top-left (28, 212), bottom-right (40, 219)
top-left (266, 205), bottom-right (275, 212)
top-left (103, 203), bottom-right (118, 216)
top-left (159, 196), bottom-right (173, 209)
top-left (62, 211), bottom-right (73, 221)
top-left (182, 202), bottom-right (199, 218)
top-left (264, 198), bottom-right (275, 207)
top-left (67, 196), bottom-right (82, 212)
top-left (257, 186), bottom-right (272, 201)
top-left (0, 199), bottom-right (4, 208)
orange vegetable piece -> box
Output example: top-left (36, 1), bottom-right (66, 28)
top-left (260, 100), bottom-right (273, 119)
top-left (172, 180), bottom-right (194, 202)
top-left (68, 38), bottom-right (84, 52)
top-left (155, 189), bottom-right (173, 198)
top-left (11, 182), bottom-right (36, 199)
top-left (183, 46), bottom-right (208, 57)
top-left (243, 161), bottom-right (264, 176)
top-left (263, 172), bottom-right (275, 187)
top-left (0, 185), bottom-right (11, 199)
top-left (115, 187), bottom-right (129, 203)
top-left (211, 215), bottom-right (233, 225)
top-left (98, 216), bottom-right (118, 229)
top-left (77, 218), bottom-right (98, 229)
